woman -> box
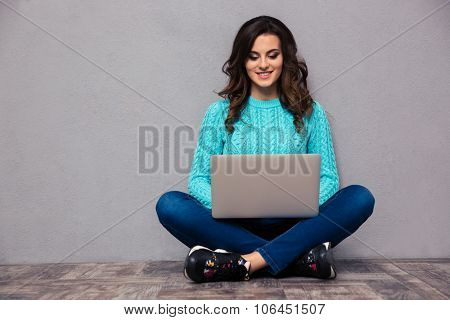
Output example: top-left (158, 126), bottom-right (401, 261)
top-left (155, 16), bottom-right (375, 283)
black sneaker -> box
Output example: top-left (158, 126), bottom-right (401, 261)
top-left (288, 242), bottom-right (336, 279)
top-left (183, 245), bottom-right (250, 283)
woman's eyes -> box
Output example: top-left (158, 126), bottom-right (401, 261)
top-left (248, 54), bottom-right (279, 60)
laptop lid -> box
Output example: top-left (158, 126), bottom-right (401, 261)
top-left (211, 153), bottom-right (321, 218)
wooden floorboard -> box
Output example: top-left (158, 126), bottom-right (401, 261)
top-left (0, 259), bottom-right (448, 300)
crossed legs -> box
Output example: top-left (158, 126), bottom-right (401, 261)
top-left (155, 184), bottom-right (375, 275)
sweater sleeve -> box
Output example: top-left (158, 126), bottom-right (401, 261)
top-left (307, 101), bottom-right (340, 206)
top-left (187, 101), bottom-right (226, 209)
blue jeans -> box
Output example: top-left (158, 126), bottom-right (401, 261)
top-left (155, 184), bottom-right (375, 276)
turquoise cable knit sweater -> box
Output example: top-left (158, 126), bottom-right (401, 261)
top-left (187, 95), bottom-right (340, 210)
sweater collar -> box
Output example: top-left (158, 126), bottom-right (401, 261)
top-left (246, 95), bottom-right (282, 109)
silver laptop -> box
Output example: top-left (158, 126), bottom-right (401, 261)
top-left (211, 153), bottom-right (321, 219)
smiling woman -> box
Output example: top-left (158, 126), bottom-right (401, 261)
top-left (245, 34), bottom-right (283, 96)
top-left (155, 15), bottom-right (376, 284)
top-left (218, 16), bottom-right (314, 136)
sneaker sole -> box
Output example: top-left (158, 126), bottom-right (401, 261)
top-left (322, 242), bottom-right (337, 279)
top-left (329, 265), bottom-right (336, 279)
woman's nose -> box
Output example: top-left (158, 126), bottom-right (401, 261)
top-left (259, 57), bottom-right (269, 68)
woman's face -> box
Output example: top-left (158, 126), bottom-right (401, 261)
top-left (245, 33), bottom-right (283, 96)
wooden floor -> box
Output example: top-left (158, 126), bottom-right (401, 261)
top-left (0, 259), bottom-right (448, 299)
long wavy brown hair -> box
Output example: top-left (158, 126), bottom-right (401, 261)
top-left (216, 15), bottom-right (314, 136)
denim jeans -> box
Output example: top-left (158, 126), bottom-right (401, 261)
top-left (155, 184), bottom-right (375, 276)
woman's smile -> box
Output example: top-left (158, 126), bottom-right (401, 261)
top-left (256, 71), bottom-right (273, 79)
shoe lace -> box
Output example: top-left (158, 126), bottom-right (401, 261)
top-left (300, 249), bottom-right (320, 273)
top-left (204, 253), bottom-right (249, 280)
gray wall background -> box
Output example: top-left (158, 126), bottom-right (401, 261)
top-left (1, 0), bottom-right (449, 264)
